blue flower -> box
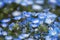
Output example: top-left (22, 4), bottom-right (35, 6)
top-left (9, 22), bottom-right (15, 31)
top-left (0, 1), bottom-right (5, 8)
top-left (22, 11), bottom-right (31, 17)
top-left (35, 0), bottom-right (44, 4)
top-left (5, 36), bottom-right (13, 40)
top-left (48, 0), bottom-right (57, 4)
top-left (34, 34), bottom-right (40, 39)
top-left (38, 13), bottom-right (46, 20)
top-left (26, 0), bottom-right (34, 5)
top-left (31, 18), bottom-right (40, 24)
top-left (45, 35), bottom-right (51, 40)
top-left (2, 31), bottom-right (8, 36)
top-left (1, 23), bottom-right (8, 27)
top-left (14, 0), bottom-right (22, 4)
top-left (56, 0), bottom-right (60, 6)
top-left (13, 38), bottom-right (21, 40)
top-left (30, 23), bottom-right (39, 28)
top-left (3, 0), bottom-right (14, 4)
top-left (1, 18), bottom-right (11, 23)
top-left (20, 1), bottom-right (28, 6)
top-left (32, 4), bottom-right (43, 10)
top-left (48, 28), bottom-right (58, 37)
top-left (18, 33), bottom-right (30, 39)
top-left (45, 13), bottom-right (57, 24)
top-left (13, 16), bottom-right (22, 20)
top-left (12, 11), bottom-right (21, 17)
top-left (31, 12), bottom-right (39, 17)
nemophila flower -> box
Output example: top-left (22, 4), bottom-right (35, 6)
top-left (45, 35), bottom-right (51, 40)
top-left (18, 33), bottom-right (30, 39)
top-left (30, 23), bottom-right (39, 28)
top-left (32, 4), bottom-right (43, 11)
top-left (35, 0), bottom-right (44, 4)
top-left (0, 1), bottom-right (5, 8)
top-left (48, 28), bottom-right (58, 37)
top-left (26, 0), bottom-right (34, 5)
top-left (31, 12), bottom-right (39, 17)
top-left (45, 13), bottom-right (57, 24)
top-left (38, 13), bottom-right (46, 20)
top-left (14, 0), bottom-right (22, 4)
top-left (13, 38), bottom-right (21, 40)
top-left (3, 0), bottom-right (14, 4)
top-left (23, 11), bottom-right (31, 18)
top-left (31, 18), bottom-right (40, 24)
top-left (48, 0), bottom-right (57, 4)
top-left (13, 16), bottom-right (22, 20)
top-left (34, 34), bottom-right (40, 39)
top-left (56, 0), bottom-right (60, 6)
top-left (28, 38), bottom-right (34, 40)
top-left (1, 23), bottom-right (8, 27)
top-left (1, 18), bottom-right (11, 23)
top-left (12, 11), bottom-right (21, 17)
top-left (9, 22), bottom-right (15, 31)
top-left (5, 36), bottom-right (13, 40)
top-left (2, 31), bottom-right (8, 36)
top-left (20, 2), bottom-right (28, 6)
top-left (51, 37), bottom-right (58, 40)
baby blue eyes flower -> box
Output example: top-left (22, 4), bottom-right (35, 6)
top-left (20, 2), bottom-right (28, 6)
top-left (3, 0), bottom-right (14, 4)
top-left (56, 0), bottom-right (60, 6)
top-left (32, 4), bottom-right (43, 11)
top-left (0, 1), bottom-right (5, 8)
top-left (45, 13), bottom-right (57, 24)
top-left (48, 0), bottom-right (57, 4)
top-left (14, 0), bottom-right (22, 4)
top-left (1, 18), bottom-right (11, 23)
top-left (23, 11), bottom-right (31, 17)
top-left (12, 11), bottom-right (21, 17)
top-left (45, 35), bottom-right (51, 40)
top-left (31, 19), bottom-right (40, 24)
top-left (30, 23), bottom-right (39, 28)
top-left (19, 33), bottom-right (30, 39)
top-left (35, 0), bottom-right (44, 4)
top-left (34, 34), bottom-right (40, 39)
top-left (1, 23), bottom-right (8, 27)
top-left (5, 36), bottom-right (13, 40)
top-left (48, 28), bottom-right (58, 37)
top-left (27, 0), bottom-right (33, 5)
top-left (9, 23), bottom-right (15, 30)
top-left (38, 13), bottom-right (46, 20)
top-left (2, 31), bottom-right (8, 36)
top-left (13, 16), bottom-right (22, 20)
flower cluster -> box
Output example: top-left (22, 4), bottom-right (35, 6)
top-left (0, 10), bottom-right (60, 40)
top-left (0, 0), bottom-right (60, 40)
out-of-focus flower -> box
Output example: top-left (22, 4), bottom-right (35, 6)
top-left (1, 23), bottom-right (8, 27)
top-left (1, 18), bottom-right (11, 23)
top-left (12, 11), bottom-right (21, 17)
top-left (5, 36), bottom-right (13, 40)
top-left (32, 4), bottom-right (43, 11)
top-left (35, 0), bottom-right (44, 4)
top-left (3, 0), bottom-right (14, 4)
top-left (0, 1), bottom-right (5, 8)
top-left (18, 33), bottom-right (30, 39)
